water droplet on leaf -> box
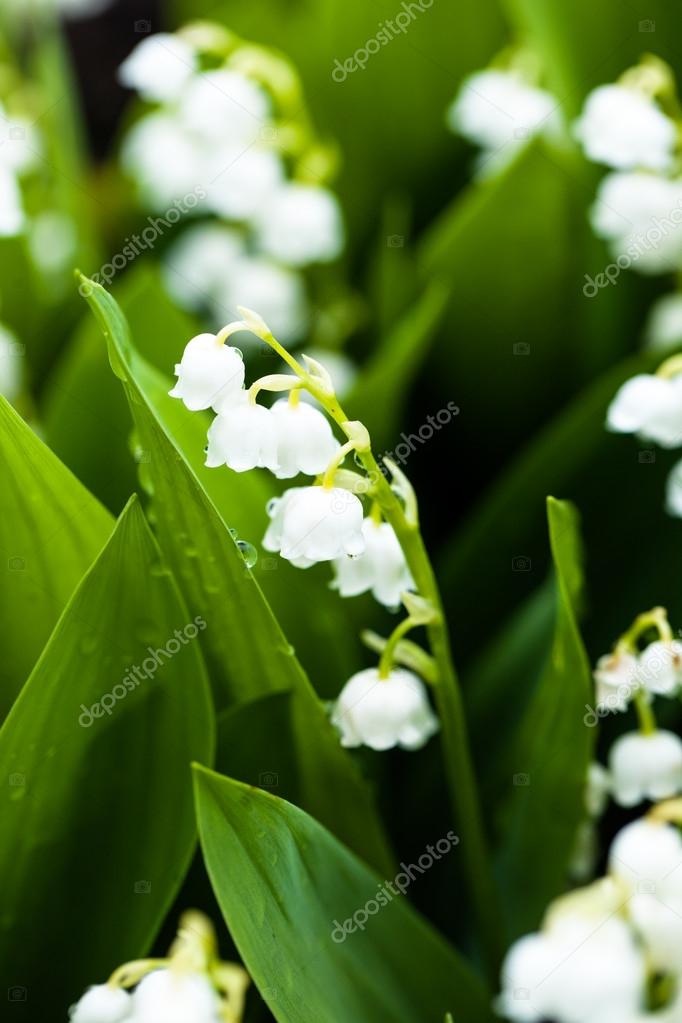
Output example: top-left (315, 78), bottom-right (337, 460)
top-left (237, 540), bottom-right (257, 569)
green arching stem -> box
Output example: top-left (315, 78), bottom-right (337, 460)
top-left (378, 617), bottom-right (417, 678)
top-left (635, 691), bottom-right (657, 736)
top-left (252, 320), bottom-right (502, 975)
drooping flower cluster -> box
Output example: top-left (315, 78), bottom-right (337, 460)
top-left (588, 609), bottom-right (682, 811)
top-left (606, 353), bottom-right (682, 516)
top-left (170, 312), bottom-right (438, 752)
top-left (118, 25), bottom-right (345, 344)
top-left (68, 911), bottom-right (249, 1023)
top-left (499, 810), bottom-right (682, 1023)
top-left (446, 58), bottom-right (560, 177)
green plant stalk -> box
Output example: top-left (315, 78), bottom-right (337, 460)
top-left (250, 323), bottom-right (501, 975)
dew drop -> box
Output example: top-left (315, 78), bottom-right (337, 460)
top-left (237, 540), bottom-right (258, 569)
top-left (233, 347), bottom-right (244, 360)
top-left (353, 451), bottom-right (364, 468)
top-left (229, 527), bottom-right (238, 538)
top-left (266, 498), bottom-right (278, 515)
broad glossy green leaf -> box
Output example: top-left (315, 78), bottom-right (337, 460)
top-left (0, 396), bottom-right (113, 717)
top-left (194, 766), bottom-right (495, 1023)
top-left (0, 497), bottom-right (214, 1016)
top-left (216, 690), bottom-right (300, 804)
top-left (79, 274), bottom-right (393, 875)
top-left (496, 497), bottom-right (593, 938)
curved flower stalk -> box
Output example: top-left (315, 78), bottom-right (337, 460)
top-left (69, 910), bottom-right (249, 1023)
top-left (499, 799), bottom-right (682, 1023)
top-left (118, 23), bottom-right (350, 349)
top-left (170, 309), bottom-right (501, 972)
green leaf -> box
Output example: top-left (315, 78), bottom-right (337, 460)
top-left (193, 765), bottom-right (495, 1023)
top-left (79, 274), bottom-right (393, 875)
top-left (0, 497), bottom-right (214, 1015)
top-left (496, 497), bottom-right (594, 938)
top-left (0, 396), bottom-right (113, 717)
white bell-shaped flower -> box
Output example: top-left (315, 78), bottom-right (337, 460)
top-left (179, 70), bottom-right (270, 147)
top-left (163, 225), bottom-right (245, 311)
top-left (205, 146), bottom-right (283, 223)
top-left (118, 34), bottom-right (197, 102)
top-left (637, 639), bottom-right (682, 696)
top-left (332, 518), bottom-right (414, 609)
top-left (593, 650), bottom-right (639, 712)
top-left (331, 667), bottom-right (439, 751)
top-left (585, 762), bottom-right (611, 817)
top-left (497, 879), bottom-right (645, 1023)
top-left (255, 184), bottom-right (344, 267)
top-left (590, 172), bottom-right (682, 275)
top-left (206, 396), bottom-right (278, 473)
top-left (575, 84), bottom-right (676, 171)
top-left (169, 332), bottom-right (245, 412)
top-left (645, 292), bottom-right (682, 350)
top-left (121, 113), bottom-right (203, 210)
top-left (131, 970), bottom-right (220, 1023)
top-left (227, 258), bottom-right (309, 345)
top-left (608, 729), bottom-right (682, 806)
top-left (666, 458), bottom-right (682, 517)
top-left (263, 485), bottom-right (364, 565)
top-left (447, 70), bottom-right (558, 155)
top-left (606, 372), bottom-right (682, 447)
top-left (269, 398), bottom-right (339, 478)
top-left (69, 984), bottom-right (132, 1023)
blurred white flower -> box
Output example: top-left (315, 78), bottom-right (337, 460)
top-left (132, 970), bottom-right (220, 1023)
top-left (447, 69), bottom-right (558, 169)
top-left (121, 113), bottom-right (202, 210)
top-left (593, 650), bottom-right (640, 711)
top-left (205, 146), bottom-right (284, 222)
top-left (263, 485), bottom-right (364, 564)
top-left (0, 323), bottom-right (23, 401)
top-left (585, 762), bottom-right (611, 817)
top-left (644, 292), bottom-right (682, 350)
top-left (332, 518), bottom-right (414, 609)
top-left (179, 70), bottom-right (270, 147)
top-left (331, 667), bottom-right (439, 751)
top-left (608, 729), bottom-right (682, 806)
top-left (606, 372), bottom-right (682, 447)
top-left (0, 166), bottom-right (24, 236)
top-left (637, 639), bottom-right (682, 696)
top-left (163, 224), bottom-right (245, 310)
top-left (497, 879), bottom-right (645, 1023)
top-left (228, 257), bottom-right (309, 344)
top-left (28, 211), bottom-right (78, 276)
top-left (575, 84), bottom-right (677, 172)
top-left (206, 397), bottom-right (278, 473)
top-left (118, 34), bottom-right (197, 103)
top-left (666, 458), bottom-right (682, 517)
top-left (68, 984), bottom-right (132, 1023)
top-left (169, 332), bottom-right (245, 412)
top-left (269, 398), bottom-right (339, 479)
top-left (255, 184), bottom-right (344, 266)
top-left (590, 172), bottom-right (682, 274)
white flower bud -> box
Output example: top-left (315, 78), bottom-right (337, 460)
top-left (606, 372), bottom-right (682, 447)
top-left (575, 84), bottom-right (676, 171)
top-left (637, 639), bottom-right (682, 695)
top-left (206, 398), bottom-right (278, 473)
top-left (608, 729), bottom-right (682, 806)
top-left (263, 485), bottom-right (365, 564)
top-left (118, 34), bottom-right (197, 103)
top-left (332, 518), bottom-right (414, 609)
top-left (255, 184), bottom-right (344, 267)
top-left (593, 650), bottom-right (639, 712)
top-left (169, 333), bottom-right (245, 412)
top-left (69, 984), bottom-right (132, 1023)
top-left (331, 667), bottom-right (438, 751)
top-left (269, 399), bottom-right (339, 479)
top-left (131, 970), bottom-right (220, 1023)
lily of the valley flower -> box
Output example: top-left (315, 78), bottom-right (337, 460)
top-left (255, 184), bottom-right (345, 267)
top-left (590, 172), bottom-right (682, 275)
top-left (269, 398), bottom-right (339, 478)
top-left (606, 371), bottom-right (682, 447)
top-left (331, 667), bottom-right (438, 751)
top-left (608, 729), bottom-right (682, 806)
top-left (118, 34), bottom-right (197, 102)
top-left (593, 649), bottom-right (639, 711)
top-left (205, 395), bottom-right (278, 472)
top-left (575, 84), bottom-right (677, 171)
top-left (131, 970), bottom-right (221, 1023)
top-left (332, 517), bottom-right (415, 609)
top-left (645, 292), bottom-right (682, 350)
top-left (69, 984), bottom-right (132, 1023)
top-left (263, 485), bottom-right (365, 565)
top-left (637, 639), bottom-right (682, 695)
top-left (169, 332), bottom-right (245, 412)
